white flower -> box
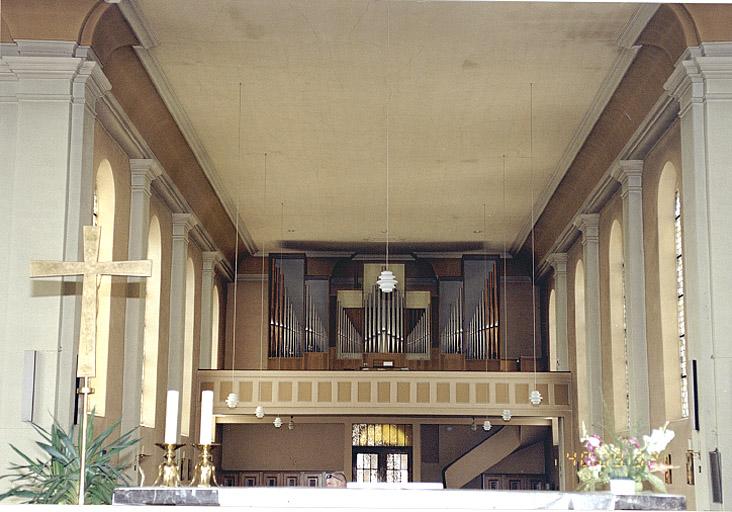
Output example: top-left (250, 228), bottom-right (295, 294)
top-left (643, 426), bottom-right (675, 453)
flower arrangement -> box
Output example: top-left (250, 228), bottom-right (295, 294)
top-left (577, 423), bottom-right (675, 492)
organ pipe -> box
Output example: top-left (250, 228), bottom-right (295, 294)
top-left (465, 265), bottom-right (500, 360)
top-left (440, 288), bottom-right (463, 354)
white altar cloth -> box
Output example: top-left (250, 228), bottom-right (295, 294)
top-left (216, 487), bottom-right (614, 510)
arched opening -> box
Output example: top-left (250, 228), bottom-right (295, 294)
top-left (211, 283), bottom-right (220, 370)
top-left (657, 162), bottom-right (688, 419)
top-left (141, 215), bottom-right (162, 427)
top-left (181, 256), bottom-right (197, 437)
top-left (574, 259), bottom-right (588, 430)
top-left (609, 219), bottom-right (629, 431)
top-left (90, 159), bottom-right (115, 417)
top-left (548, 288), bottom-right (557, 371)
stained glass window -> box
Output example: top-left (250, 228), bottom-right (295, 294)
top-left (675, 191), bottom-right (690, 418)
top-left (352, 424), bottom-right (412, 447)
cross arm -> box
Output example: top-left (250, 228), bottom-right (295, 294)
top-left (30, 261), bottom-right (86, 278)
top-left (95, 260), bottom-right (153, 277)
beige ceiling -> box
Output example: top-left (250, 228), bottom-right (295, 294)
top-left (135, 0), bottom-right (640, 254)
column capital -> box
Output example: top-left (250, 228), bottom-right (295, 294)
top-left (130, 159), bottom-right (163, 195)
top-left (611, 160), bottom-right (643, 197)
top-left (547, 253), bottom-right (568, 274)
top-left (574, 213), bottom-right (600, 244)
top-left (201, 251), bottom-right (223, 272)
top-left (171, 213), bottom-right (198, 240)
top-left (1, 41), bottom-right (111, 113)
top-left (665, 43), bottom-right (732, 115)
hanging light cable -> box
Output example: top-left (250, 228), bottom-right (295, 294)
top-left (528, 83), bottom-right (542, 407)
top-left (501, 154), bottom-right (512, 419)
top-left (502, 154), bottom-right (508, 368)
top-left (255, 152), bottom-right (268, 419)
top-left (227, 83), bottom-right (244, 409)
top-left (378, 1), bottom-right (397, 293)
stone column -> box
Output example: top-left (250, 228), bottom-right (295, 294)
top-left (611, 160), bottom-right (650, 433)
top-left (0, 42), bottom-right (109, 434)
top-left (574, 214), bottom-right (603, 433)
top-left (167, 213), bottom-right (197, 440)
top-left (547, 253), bottom-right (569, 372)
top-left (199, 251), bottom-right (222, 370)
top-left (665, 43), bottom-right (732, 509)
top-left (120, 160), bottom-right (162, 437)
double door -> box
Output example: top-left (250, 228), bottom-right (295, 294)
top-left (352, 447), bottom-right (412, 483)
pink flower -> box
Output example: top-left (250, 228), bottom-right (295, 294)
top-left (586, 435), bottom-right (601, 449)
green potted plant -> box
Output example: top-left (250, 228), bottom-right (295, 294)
top-left (577, 423), bottom-right (675, 494)
top-left (0, 414), bottom-right (138, 504)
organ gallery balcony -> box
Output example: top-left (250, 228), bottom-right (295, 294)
top-left (197, 370), bottom-right (571, 418)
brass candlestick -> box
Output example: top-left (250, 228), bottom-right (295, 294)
top-left (153, 443), bottom-right (185, 487)
top-left (190, 444), bottom-right (219, 487)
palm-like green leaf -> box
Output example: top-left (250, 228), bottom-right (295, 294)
top-left (0, 412), bottom-right (138, 504)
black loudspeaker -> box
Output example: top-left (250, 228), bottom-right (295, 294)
top-left (709, 449), bottom-right (723, 504)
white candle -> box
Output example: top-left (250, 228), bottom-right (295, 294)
top-left (199, 390), bottom-right (214, 445)
top-left (164, 390), bottom-right (179, 445)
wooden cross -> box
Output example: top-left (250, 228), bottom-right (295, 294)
top-left (30, 225), bottom-right (152, 378)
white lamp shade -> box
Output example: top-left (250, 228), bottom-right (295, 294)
top-left (273, 416), bottom-right (283, 428)
top-left (502, 409), bottom-right (512, 421)
top-left (483, 420), bottom-right (492, 431)
top-left (529, 389), bottom-right (543, 406)
top-left (377, 270), bottom-right (397, 293)
top-left (225, 392), bottom-right (239, 409)
top-left (255, 405), bottom-right (265, 418)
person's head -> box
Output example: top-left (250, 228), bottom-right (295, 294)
top-left (324, 471), bottom-right (347, 488)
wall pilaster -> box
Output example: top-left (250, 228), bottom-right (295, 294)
top-left (665, 42), bottom-right (732, 509)
top-left (574, 214), bottom-right (603, 433)
top-left (612, 159), bottom-right (650, 433)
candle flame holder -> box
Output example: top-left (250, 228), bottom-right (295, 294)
top-left (190, 444), bottom-right (219, 487)
top-left (153, 443), bottom-right (185, 487)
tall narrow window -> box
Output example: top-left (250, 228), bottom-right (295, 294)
top-left (548, 289), bottom-right (557, 371)
top-left (141, 215), bottom-right (162, 427)
top-left (674, 191), bottom-right (689, 419)
top-left (181, 256), bottom-right (196, 437)
top-left (609, 220), bottom-right (629, 431)
top-left (574, 260), bottom-right (588, 429)
top-left (211, 283), bottom-right (220, 369)
top-left (657, 163), bottom-right (688, 419)
top-left (90, 159), bottom-right (115, 417)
